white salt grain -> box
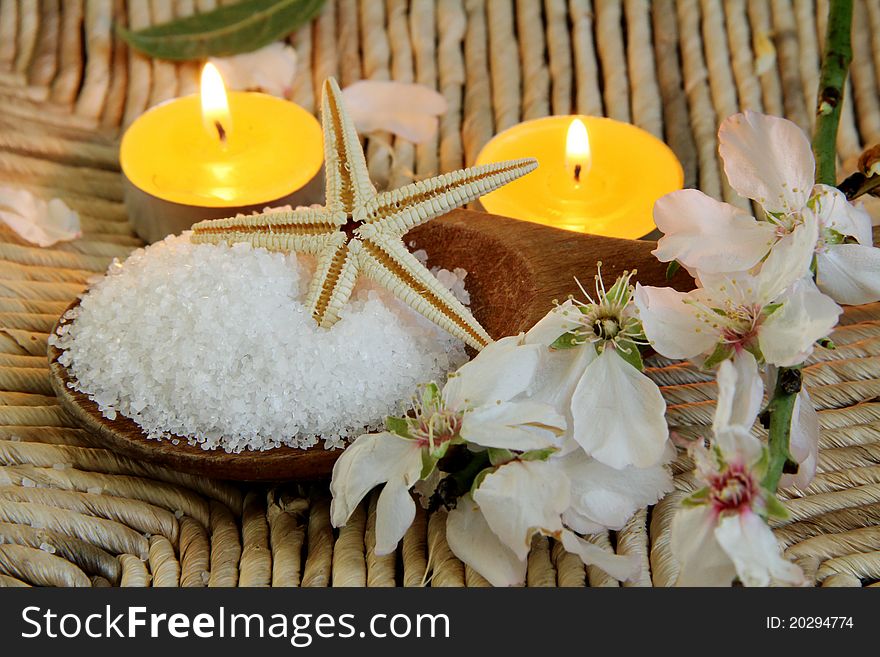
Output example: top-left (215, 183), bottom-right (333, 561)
top-left (52, 234), bottom-right (470, 454)
top-left (21, 477), bottom-right (35, 488)
top-left (39, 542), bottom-right (56, 554)
top-left (87, 486), bottom-right (103, 495)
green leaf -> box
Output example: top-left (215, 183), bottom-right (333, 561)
top-left (605, 274), bottom-right (632, 305)
top-left (702, 342), bottom-right (734, 370)
top-left (117, 0), bottom-right (327, 61)
top-left (681, 487), bottom-right (710, 508)
top-left (614, 339), bottom-right (644, 371)
top-left (666, 260), bottom-right (681, 280)
top-left (550, 331), bottom-right (582, 350)
top-left (487, 448), bottom-right (514, 466)
top-left (519, 447), bottom-right (558, 462)
top-left (385, 415), bottom-right (411, 439)
top-left (420, 449), bottom-right (436, 480)
top-left (763, 493), bottom-right (789, 521)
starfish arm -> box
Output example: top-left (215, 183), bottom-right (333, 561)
top-left (322, 78), bottom-right (375, 220)
top-left (359, 235), bottom-right (492, 350)
top-left (190, 207), bottom-right (336, 254)
top-left (305, 235), bottom-right (361, 328)
top-left (355, 159), bottom-right (538, 237)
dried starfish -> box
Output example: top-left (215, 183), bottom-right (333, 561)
top-left (191, 78), bottom-right (536, 350)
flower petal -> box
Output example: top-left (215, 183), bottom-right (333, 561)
top-left (559, 530), bottom-right (640, 582)
top-left (342, 80), bottom-right (447, 143)
top-left (780, 388), bottom-right (819, 490)
top-left (634, 284), bottom-right (717, 360)
top-left (525, 299), bottom-right (584, 346)
top-left (652, 189), bottom-right (775, 274)
top-left (461, 400), bottom-right (564, 451)
top-left (756, 215), bottom-right (818, 302)
top-left (443, 335), bottom-right (540, 409)
top-left (715, 512), bottom-right (807, 587)
top-left (713, 352), bottom-right (763, 442)
top-left (473, 460), bottom-right (569, 561)
top-left (329, 432), bottom-right (422, 529)
top-left (570, 349), bottom-right (669, 468)
top-left (718, 111), bottom-right (814, 213)
top-left (559, 450), bottom-right (673, 532)
top-left (210, 42), bottom-right (297, 97)
top-left (760, 278), bottom-right (841, 367)
top-left (374, 476), bottom-right (417, 555)
top-left (0, 187), bottom-right (81, 247)
top-left (446, 495), bottom-right (527, 587)
top-left (817, 244), bottom-right (880, 305)
top-left (813, 184), bottom-right (873, 245)
top-left (671, 505), bottom-right (737, 586)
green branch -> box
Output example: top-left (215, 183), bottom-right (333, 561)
top-left (812, 0), bottom-right (854, 185)
top-left (761, 368), bottom-right (801, 493)
top-left (763, 0), bottom-right (853, 495)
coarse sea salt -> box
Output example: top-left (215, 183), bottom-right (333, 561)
top-left (51, 234), bottom-right (471, 454)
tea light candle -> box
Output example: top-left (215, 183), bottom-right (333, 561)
top-left (476, 116), bottom-right (683, 239)
top-left (120, 63), bottom-right (324, 243)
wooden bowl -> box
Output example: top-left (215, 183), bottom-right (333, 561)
top-left (48, 209), bottom-right (691, 482)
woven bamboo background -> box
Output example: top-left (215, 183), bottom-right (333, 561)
top-left (0, 0), bottom-right (880, 587)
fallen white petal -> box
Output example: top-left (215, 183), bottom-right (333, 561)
top-left (0, 186), bottom-right (80, 246)
top-left (473, 459), bottom-right (569, 561)
top-left (210, 42), bottom-right (297, 98)
top-left (446, 495), bottom-right (527, 587)
top-left (559, 530), bottom-right (640, 582)
top-left (559, 450), bottom-right (672, 532)
top-left (342, 80), bottom-right (447, 143)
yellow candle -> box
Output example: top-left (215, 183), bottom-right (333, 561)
top-left (120, 63), bottom-right (323, 243)
top-left (476, 115), bottom-right (683, 239)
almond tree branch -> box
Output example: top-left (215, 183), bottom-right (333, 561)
top-left (763, 0), bottom-right (853, 494)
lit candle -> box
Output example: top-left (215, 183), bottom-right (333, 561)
top-left (120, 63), bottom-right (323, 244)
top-left (476, 116), bottom-right (683, 239)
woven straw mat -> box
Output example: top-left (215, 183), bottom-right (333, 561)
top-left (1, 0), bottom-right (880, 588)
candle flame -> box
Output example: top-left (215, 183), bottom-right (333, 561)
top-left (565, 118), bottom-right (591, 183)
top-left (200, 63), bottom-right (232, 145)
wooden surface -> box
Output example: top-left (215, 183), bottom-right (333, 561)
top-left (47, 208), bottom-right (691, 482)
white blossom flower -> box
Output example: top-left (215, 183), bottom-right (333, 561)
top-left (671, 358), bottom-right (807, 587)
top-left (0, 186), bottom-right (80, 247)
top-left (652, 110), bottom-right (880, 305)
top-left (330, 335), bottom-right (565, 555)
top-left (525, 269), bottom-right (669, 469)
top-left (446, 458), bottom-right (641, 587)
top-left (635, 218), bottom-right (842, 369)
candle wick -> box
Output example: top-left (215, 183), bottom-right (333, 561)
top-left (214, 120), bottom-right (227, 144)
top-left (574, 164), bottom-right (582, 183)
